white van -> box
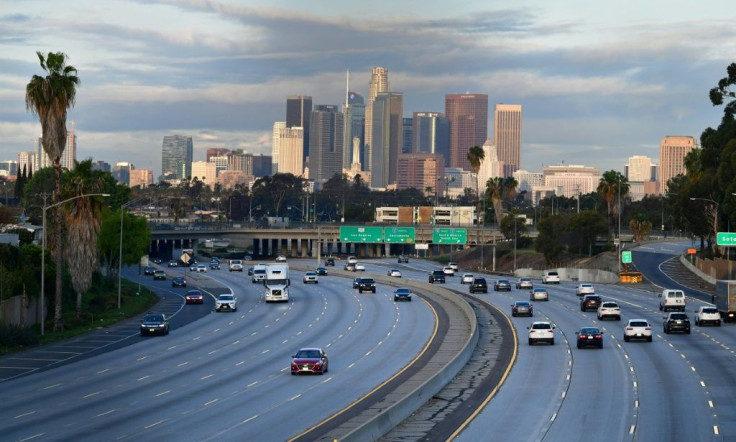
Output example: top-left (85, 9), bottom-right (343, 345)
top-left (252, 263), bottom-right (267, 283)
top-left (659, 289), bottom-right (686, 312)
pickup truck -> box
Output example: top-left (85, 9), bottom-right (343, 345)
top-left (357, 278), bottom-right (376, 293)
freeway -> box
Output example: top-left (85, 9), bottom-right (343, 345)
top-left (0, 261), bottom-right (440, 440)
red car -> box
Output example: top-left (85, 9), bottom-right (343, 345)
top-left (185, 290), bottom-right (204, 304)
top-left (291, 347), bottom-right (329, 375)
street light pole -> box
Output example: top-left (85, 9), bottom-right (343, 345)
top-left (41, 192), bottom-right (110, 335)
top-left (617, 177), bottom-right (621, 274)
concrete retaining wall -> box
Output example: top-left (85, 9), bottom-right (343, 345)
top-left (514, 267), bottom-right (619, 283)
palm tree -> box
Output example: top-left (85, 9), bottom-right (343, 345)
top-left (466, 145), bottom-right (485, 217)
top-left (596, 170), bottom-right (629, 231)
top-left (62, 161), bottom-right (107, 319)
top-left (26, 51), bottom-right (80, 331)
top-left (486, 176), bottom-right (519, 226)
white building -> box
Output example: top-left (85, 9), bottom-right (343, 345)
top-left (513, 169), bottom-right (544, 202)
top-left (191, 161), bottom-right (217, 188)
top-left (542, 164), bottom-right (600, 199)
top-left (478, 139), bottom-right (504, 190)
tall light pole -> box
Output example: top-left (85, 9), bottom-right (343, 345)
top-left (41, 193), bottom-right (109, 335)
top-left (617, 177), bottom-right (621, 274)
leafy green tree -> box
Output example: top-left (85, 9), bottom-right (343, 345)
top-left (98, 209), bottom-right (152, 285)
top-left (500, 211), bottom-right (529, 241)
top-left (596, 170), bottom-right (629, 233)
top-left (25, 51), bottom-right (80, 331)
top-left (251, 173), bottom-right (306, 219)
top-left (534, 214), bottom-right (569, 264)
top-left (629, 214), bottom-right (653, 244)
top-left (568, 210), bottom-right (608, 256)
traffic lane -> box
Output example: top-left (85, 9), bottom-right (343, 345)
top-left (0, 274), bottom-right (436, 441)
top-left (455, 289), bottom-right (571, 442)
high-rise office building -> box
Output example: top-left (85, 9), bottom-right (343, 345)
top-left (90, 160), bottom-right (111, 173)
top-left (209, 155), bottom-right (229, 177)
top-left (413, 112), bottom-right (450, 163)
top-left (445, 94), bottom-right (488, 172)
top-left (36, 122), bottom-right (77, 172)
top-left (396, 153), bottom-right (445, 197)
top-left (228, 150), bottom-right (254, 176)
top-left (365, 67), bottom-right (389, 172)
top-left (370, 92), bottom-right (403, 189)
top-left (206, 148), bottom-right (230, 161)
top-left (402, 118), bottom-right (413, 154)
top-left (659, 136), bottom-right (696, 193)
top-left (161, 134), bottom-right (193, 180)
top-left (276, 127), bottom-right (305, 177)
top-left (286, 95), bottom-right (312, 164)
top-left (542, 164), bottom-right (600, 199)
top-left (191, 161), bottom-right (217, 188)
top-left (17, 151), bottom-right (35, 175)
top-left (494, 104), bottom-right (522, 177)
top-left (129, 169), bottom-right (153, 188)
top-left (625, 155), bottom-right (655, 182)
top-left (309, 105), bottom-right (344, 183)
top-left (478, 139), bottom-right (504, 190)
top-left (113, 162), bottom-right (134, 185)
top-left (252, 154), bottom-right (272, 177)
top-left (342, 91), bottom-right (365, 169)
top-left (272, 122), bottom-right (286, 173)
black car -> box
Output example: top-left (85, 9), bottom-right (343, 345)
top-left (325, 258), bottom-right (335, 266)
top-left (140, 313), bottom-right (169, 336)
top-left (152, 258), bottom-right (162, 264)
top-left (663, 312), bottom-right (691, 334)
top-left (470, 278), bottom-right (488, 294)
top-left (494, 279), bottom-right (511, 291)
top-left (209, 260), bottom-right (221, 270)
top-left (576, 327), bottom-right (604, 348)
top-left (397, 255), bottom-right (409, 263)
top-left (143, 266), bottom-right (155, 275)
top-left (172, 276), bottom-right (187, 287)
top-left (429, 270), bottom-right (446, 284)
top-left (168, 260), bottom-right (178, 267)
top-left (580, 295), bottom-right (602, 312)
top-left (316, 266), bottom-right (328, 276)
top-left (394, 288), bottom-right (412, 302)
top-left (353, 277), bottom-right (363, 289)
top-left (357, 278), bottom-right (376, 293)
top-left (511, 301), bottom-right (533, 317)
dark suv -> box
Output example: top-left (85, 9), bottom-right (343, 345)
top-left (325, 258), bottom-right (335, 266)
top-left (357, 278), bottom-right (376, 293)
top-left (663, 312), bottom-right (691, 334)
top-left (429, 270), bottom-right (446, 284)
top-left (580, 295), bottom-right (602, 312)
top-left (470, 278), bottom-right (488, 294)
top-left (398, 255), bottom-right (409, 263)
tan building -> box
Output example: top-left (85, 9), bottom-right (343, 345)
top-left (542, 164), bottom-right (600, 199)
top-left (494, 104), bottom-right (522, 177)
top-left (276, 126), bottom-right (304, 176)
top-left (217, 170), bottom-right (251, 190)
top-left (395, 153), bottom-right (445, 197)
top-left (129, 169), bottom-right (153, 188)
top-left (191, 161), bottom-right (217, 188)
top-left (445, 94), bottom-right (488, 172)
top-left (659, 136), bottom-right (696, 192)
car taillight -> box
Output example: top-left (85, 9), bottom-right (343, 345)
top-left (594, 334), bottom-right (602, 339)
top-left (645, 327), bottom-right (651, 330)
top-left (625, 327), bottom-right (633, 330)
top-left (579, 334), bottom-right (585, 339)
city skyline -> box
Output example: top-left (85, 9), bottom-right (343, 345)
top-left (0, 1), bottom-right (733, 178)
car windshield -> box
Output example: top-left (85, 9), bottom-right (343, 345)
top-left (306, 272), bottom-right (316, 276)
top-left (702, 308), bottom-right (718, 313)
top-left (219, 295), bottom-right (234, 301)
top-left (361, 279), bottom-right (374, 283)
top-left (602, 302), bottom-right (618, 308)
top-left (296, 349), bottom-right (321, 359)
top-left (580, 328), bottom-right (599, 334)
top-left (498, 280), bottom-right (509, 284)
top-left (144, 314), bottom-right (163, 322)
top-left (515, 302), bottom-right (530, 307)
top-left (532, 323), bottom-right (551, 330)
top-left (630, 321), bottom-right (649, 327)
top-left (534, 288), bottom-right (545, 292)
top-left (670, 314), bottom-right (688, 319)
top-left (474, 279), bottom-right (486, 284)
top-left (396, 289), bottom-right (410, 295)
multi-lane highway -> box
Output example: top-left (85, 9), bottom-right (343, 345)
top-left (3, 240), bottom-right (736, 441)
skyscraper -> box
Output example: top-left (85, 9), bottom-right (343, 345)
top-left (494, 104), bottom-right (522, 177)
top-left (35, 122), bottom-right (77, 172)
top-left (161, 134), bottom-right (193, 180)
top-left (276, 127), bottom-right (305, 177)
top-left (413, 112), bottom-right (450, 163)
top-left (309, 105), bottom-right (344, 183)
top-left (113, 162), bottom-right (134, 185)
top-left (18, 151), bottom-right (35, 176)
top-left (659, 136), bottom-right (696, 192)
top-left (402, 118), bottom-right (413, 154)
top-left (206, 148), bottom-right (230, 161)
top-left (445, 94), bottom-right (488, 171)
top-left (286, 95), bottom-right (312, 164)
top-left (272, 122), bottom-right (286, 173)
top-left (370, 92), bottom-right (403, 189)
top-left (478, 139), bottom-right (504, 189)
top-left (365, 67), bottom-right (389, 172)
top-left (342, 91), bottom-right (365, 169)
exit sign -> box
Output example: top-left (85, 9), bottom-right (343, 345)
top-left (621, 251), bottom-right (632, 263)
top-left (717, 232), bottom-right (736, 246)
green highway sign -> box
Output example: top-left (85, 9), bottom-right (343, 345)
top-left (384, 227), bottom-right (415, 243)
top-left (717, 232), bottom-right (736, 246)
top-left (340, 226), bottom-right (383, 243)
top-left (433, 228), bottom-right (467, 244)
top-left (621, 250), bottom-right (632, 264)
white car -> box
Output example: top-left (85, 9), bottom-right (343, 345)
top-left (215, 294), bottom-right (237, 312)
top-left (194, 264), bottom-right (207, 273)
top-left (576, 283), bottom-right (595, 296)
top-left (354, 263), bottom-right (366, 271)
top-left (448, 262), bottom-right (459, 271)
top-left (275, 255), bottom-right (287, 262)
top-left (387, 269), bottom-right (402, 277)
top-left (461, 273), bottom-right (474, 284)
top-left (443, 266), bottom-right (455, 276)
top-left (694, 305), bottom-right (721, 326)
top-left (542, 271), bottom-right (560, 284)
top-left (597, 301), bottom-right (621, 320)
top-left (347, 256), bottom-right (358, 264)
top-left (527, 321), bottom-right (555, 345)
top-left (302, 271), bottom-right (319, 284)
top-left (623, 319), bottom-right (652, 342)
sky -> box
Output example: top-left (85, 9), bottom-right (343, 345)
top-left (1, 0), bottom-right (735, 178)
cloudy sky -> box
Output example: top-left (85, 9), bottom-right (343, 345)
top-left (1, 0), bottom-right (734, 178)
